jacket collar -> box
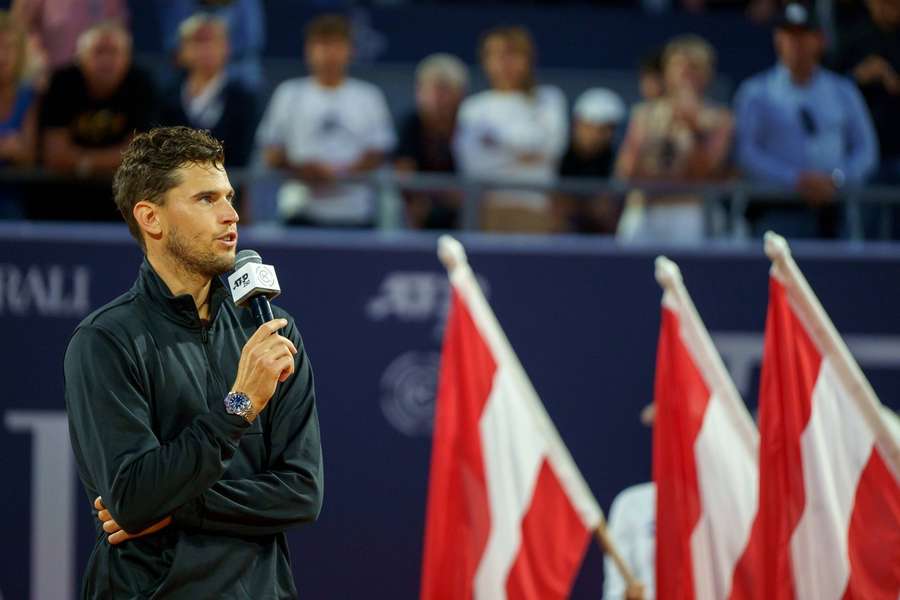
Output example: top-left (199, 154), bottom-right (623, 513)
top-left (136, 258), bottom-right (230, 329)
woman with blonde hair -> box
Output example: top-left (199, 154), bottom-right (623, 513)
top-left (615, 34), bottom-right (733, 243)
top-left (454, 26), bottom-right (568, 232)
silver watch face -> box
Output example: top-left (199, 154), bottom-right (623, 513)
top-left (224, 392), bottom-right (252, 416)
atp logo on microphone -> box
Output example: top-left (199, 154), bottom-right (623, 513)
top-left (228, 262), bottom-right (280, 306)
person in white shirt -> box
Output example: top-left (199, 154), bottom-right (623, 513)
top-left (453, 26), bottom-right (567, 232)
top-left (604, 403), bottom-right (657, 600)
top-left (604, 482), bottom-right (655, 600)
top-left (256, 14), bottom-right (395, 226)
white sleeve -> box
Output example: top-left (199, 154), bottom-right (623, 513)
top-left (363, 87), bottom-right (396, 153)
top-left (499, 87), bottom-right (569, 161)
top-left (255, 83), bottom-right (292, 149)
top-left (603, 492), bottom-right (632, 599)
top-left (452, 97), bottom-right (488, 176)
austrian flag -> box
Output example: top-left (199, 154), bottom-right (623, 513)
top-left (421, 237), bottom-right (603, 600)
top-left (755, 233), bottom-right (900, 600)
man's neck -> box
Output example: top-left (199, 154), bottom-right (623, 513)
top-left (314, 73), bottom-right (345, 89)
top-left (147, 252), bottom-right (213, 319)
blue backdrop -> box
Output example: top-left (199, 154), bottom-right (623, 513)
top-left (1, 224), bottom-right (899, 599)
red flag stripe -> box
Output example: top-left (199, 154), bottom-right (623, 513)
top-left (756, 277), bottom-right (821, 600)
top-left (421, 290), bottom-right (496, 600)
top-left (504, 460), bottom-right (592, 600)
top-left (653, 307), bottom-right (711, 600)
top-left (840, 448), bottom-right (900, 600)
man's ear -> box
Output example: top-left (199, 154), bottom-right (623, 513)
top-left (134, 200), bottom-right (163, 243)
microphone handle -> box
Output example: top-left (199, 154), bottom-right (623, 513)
top-left (249, 295), bottom-right (275, 326)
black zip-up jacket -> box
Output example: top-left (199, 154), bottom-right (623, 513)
top-left (64, 260), bottom-right (323, 599)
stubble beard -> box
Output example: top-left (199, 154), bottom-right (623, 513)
top-left (166, 225), bottom-right (235, 280)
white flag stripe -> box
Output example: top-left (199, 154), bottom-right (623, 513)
top-left (660, 272), bottom-right (757, 452)
top-left (446, 244), bottom-right (602, 530)
top-left (691, 392), bottom-right (761, 600)
top-left (765, 232), bottom-right (900, 481)
top-left (475, 368), bottom-right (549, 600)
top-left (655, 256), bottom-right (759, 599)
top-left (790, 360), bottom-right (876, 600)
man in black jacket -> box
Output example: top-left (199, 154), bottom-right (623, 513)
top-left (64, 126), bottom-right (323, 598)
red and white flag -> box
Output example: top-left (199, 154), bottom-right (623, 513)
top-left (420, 236), bottom-right (602, 600)
top-left (652, 257), bottom-right (761, 600)
top-left (754, 232), bottom-right (900, 600)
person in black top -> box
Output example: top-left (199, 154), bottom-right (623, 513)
top-left (832, 0), bottom-right (899, 237)
top-left (64, 126), bottom-right (323, 598)
top-left (834, 0), bottom-right (900, 182)
top-left (394, 53), bottom-right (468, 229)
top-left (161, 14), bottom-right (259, 168)
top-left (556, 87), bottom-right (625, 234)
top-left (34, 21), bottom-right (157, 221)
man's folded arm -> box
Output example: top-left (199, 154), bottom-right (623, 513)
top-left (174, 323), bottom-right (324, 536)
top-left (65, 325), bottom-right (251, 534)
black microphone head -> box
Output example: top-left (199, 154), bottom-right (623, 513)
top-left (234, 249), bottom-right (262, 270)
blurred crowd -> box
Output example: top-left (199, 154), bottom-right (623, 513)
top-left (0, 0), bottom-right (897, 241)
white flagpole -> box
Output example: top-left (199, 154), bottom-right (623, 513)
top-left (764, 231), bottom-right (900, 481)
top-left (436, 235), bottom-right (640, 590)
top-left (654, 256), bottom-right (758, 449)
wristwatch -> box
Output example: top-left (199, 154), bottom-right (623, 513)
top-left (224, 391), bottom-right (256, 423)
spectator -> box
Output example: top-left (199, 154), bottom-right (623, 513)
top-left (603, 403), bottom-right (657, 600)
top-left (158, 0), bottom-right (265, 90)
top-left (161, 14), bottom-right (258, 168)
top-left (735, 3), bottom-right (879, 238)
top-left (34, 21), bottom-right (157, 221)
top-left (638, 49), bottom-right (665, 102)
top-left (10, 0), bottom-right (127, 72)
top-left (556, 88), bottom-right (625, 234)
top-left (454, 26), bottom-right (568, 233)
top-left (0, 11), bottom-right (37, 219)
top-left (615, 34), bottom-right (733, 244)
top-left (256, 14), bottom-right (395, 227)
top-left (833, 0), bottom-right (900, 184)
top-left (395, 53), bottom-right (468, 229)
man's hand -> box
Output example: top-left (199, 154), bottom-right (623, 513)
top-left (231, 318), bottom-right (298, 419)
top-left (797, 172), bottom-right (837, 207)
top-left (625, 581), bottom-right (647, 600)
top-left (853, 55), bottom-right (900, 94)
top-left (94, 497), bottom-right (172, 545)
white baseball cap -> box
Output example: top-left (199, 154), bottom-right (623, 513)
top-left (574, 88), bottom-right (626, 125)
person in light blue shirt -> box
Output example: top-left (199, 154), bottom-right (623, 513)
top-left (735, 3), bottom-right (879, 238)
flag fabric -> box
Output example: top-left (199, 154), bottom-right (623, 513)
top-left (652, 257), bottom-right (761, 600)
top-left (754, 233), bottom-right (900, 600)
top-left (420, 237), bottom-right (602, 600)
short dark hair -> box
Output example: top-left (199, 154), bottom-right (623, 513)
top-left (113, 126), bottom-right (224, 250)
top-left (304, 14), bottom-right (351, 43)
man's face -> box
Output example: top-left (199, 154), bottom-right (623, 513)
top-left (573, 119), bottom-right (615, 155)
top-left (305, 35), bottom-right (351, 82)
top-left (181, 23), bottom-right (229, 75)
top-left (775, 28), bottom-right (824, 79)
top-left (155, 162), bottom-right (239, 279)
top-left (482, 37), bottom-right (531, 91)
top-left (416, 77), bottom-right (464, 119)
top-left (81, 31), bottom-right (131, 93)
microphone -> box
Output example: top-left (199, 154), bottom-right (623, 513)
top-left (227, 249), bottom-right (281, 326)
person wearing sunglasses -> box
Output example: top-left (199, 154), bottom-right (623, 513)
top-left (734, 2), bottom-right (879, 238)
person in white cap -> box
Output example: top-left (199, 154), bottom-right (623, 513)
top-left (556, 88), bottom-right (626, 233)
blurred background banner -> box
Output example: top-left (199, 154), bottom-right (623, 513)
top-left (2, 223), bottom-right (899, 599)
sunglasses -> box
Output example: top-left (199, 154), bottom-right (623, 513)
top-left (799, 106), bottom-right (818, 136)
